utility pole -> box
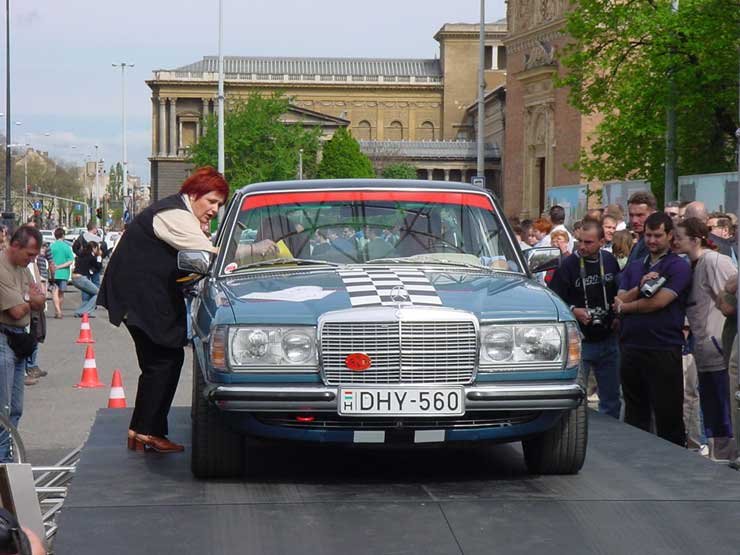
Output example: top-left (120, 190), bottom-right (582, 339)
top-left (94, 145), bottom-right (99, 223)
top-left (298, 149), bottom-right (303, 180)
top-left (663, 0), bottom-right (679, 205)
top-left (217, 0), bottom-right (225, 176)
top-left (476, 0), bottom-right (486, 185)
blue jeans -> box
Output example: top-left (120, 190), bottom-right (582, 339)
top-left (71, 276), bottom-right (99, 316)
top-left (25, 344), bottom-right (38, 370)
top-left (0, 327), bottom-right (27, 462)
top-left (582, 335), bottom-right (622, 419)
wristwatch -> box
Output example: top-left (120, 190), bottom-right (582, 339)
top-left (23, 293), bottom-right (30, 302)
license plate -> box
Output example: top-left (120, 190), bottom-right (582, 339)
top-left (338, 387), bottom-right (465, 416)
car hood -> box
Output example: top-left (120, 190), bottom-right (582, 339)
top-left (219, 266), bottom-right (566, 325)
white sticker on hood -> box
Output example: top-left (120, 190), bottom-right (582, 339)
top-left (241, 286), bottom-right (335, 302)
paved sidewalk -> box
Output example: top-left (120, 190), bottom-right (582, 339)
top-left (20, 290), bottom-right (192, 465)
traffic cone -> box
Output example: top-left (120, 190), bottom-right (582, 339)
top-left (75, 313), bottom-right (95, 344)
top-left (107, 369), bottom-right (127, 408)
top-left (74, 345), bottom-right (104, 388)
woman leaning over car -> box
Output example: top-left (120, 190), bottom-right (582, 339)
top-left (98, 166), bottom-right (229, 454)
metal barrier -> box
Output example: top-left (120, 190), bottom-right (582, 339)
top-left (33, 446), bottom-right (82, 543)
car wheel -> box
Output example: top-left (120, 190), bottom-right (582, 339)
top-left (522, 401), bottom-right (588, 475)
top-left (191, 356), bottom-right (246, 479)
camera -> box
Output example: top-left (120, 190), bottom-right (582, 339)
top-left (586, 306), bottom-right (609, 327)
top-left (640, 276), bottom-right (667, 298)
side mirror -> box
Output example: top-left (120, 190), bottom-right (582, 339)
top-left (524, 247), bottom-right (562, 274)
top-left (177, 250), bottom-right (212, 275)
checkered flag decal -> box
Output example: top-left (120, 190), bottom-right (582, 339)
top-left (338, 268), bottom-right (442, 307)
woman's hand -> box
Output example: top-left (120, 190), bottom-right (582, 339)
top-left (252, 239), bottom-right (279, 258)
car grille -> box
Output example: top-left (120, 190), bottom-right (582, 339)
top-left (321, 320), bottom-right (477, 385)
top-left (255, 411), bottom-right (539, 430)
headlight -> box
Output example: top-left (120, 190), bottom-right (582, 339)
top-left (228, 326), bottom-right (317, 368)
top-left (479, 324), bottom-right (565, 368)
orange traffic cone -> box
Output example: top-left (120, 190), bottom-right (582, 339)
top-left (75, 313), bottom-right (95, 344)
top-left (74, 345), bottom-right (104, 388)
top-left (107, 369), bottom-right (127, 408)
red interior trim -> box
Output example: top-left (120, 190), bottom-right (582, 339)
top-left (241, 190), bottom-right (494, 211)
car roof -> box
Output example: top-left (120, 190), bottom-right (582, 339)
top-left (236, 179), bottom-right (492, 196)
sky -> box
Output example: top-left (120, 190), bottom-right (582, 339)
top-left (3, 0), bottom-right (507, 185)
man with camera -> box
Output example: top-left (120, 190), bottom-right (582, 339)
top-left (613, 212), bottom-right (692, 446)
top-left (549, 220), bottom-right (622, 418)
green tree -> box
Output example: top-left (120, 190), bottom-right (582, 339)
top-left (558, 0), bottom-right (740, 201)
top-left (189, 93), bottom-right (321, 191)
top-left (381, 163), bottom-right (418, 180)
top-left (316, 128), bottom-right (375, 179)
top-left (107, 163), bottom-right (123, 201)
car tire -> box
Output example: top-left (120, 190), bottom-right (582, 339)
top-left (522, 401), bottom-right (588, 475)
top-left (191, 356), bottom-right (246, 479)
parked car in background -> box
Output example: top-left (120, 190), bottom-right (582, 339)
top-left (40, 230), bottom-right (55, 245)
top-left (65, 227), bottom-right (86, 243)
top-left (182, 179), bottom-right (586, 479)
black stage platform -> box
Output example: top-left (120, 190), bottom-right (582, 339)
top-left (55, 408), bottom-right (740, 554)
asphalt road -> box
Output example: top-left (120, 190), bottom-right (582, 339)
top-left (20, 288), bottom-right (193, 466)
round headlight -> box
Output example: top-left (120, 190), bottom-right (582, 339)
top-left (483, 328), bottom-right (514, 362)
top-left (282, 331), bottom-right (314, 363)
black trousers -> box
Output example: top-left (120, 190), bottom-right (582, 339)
top-left (126, 324), bottom-right (185, 437)
top-left (620, 346), bottom-right (686, 447)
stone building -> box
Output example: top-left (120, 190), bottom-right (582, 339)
top-left (146, 21), bottom-right (508, 200)
top-left (503, 0), bottom-right (601, 219)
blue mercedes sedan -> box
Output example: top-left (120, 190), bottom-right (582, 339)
top-left (180, 179), bottom-right (586, 478)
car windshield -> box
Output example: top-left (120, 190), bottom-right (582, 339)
top-left (221, 189), bottom-right (522, 274)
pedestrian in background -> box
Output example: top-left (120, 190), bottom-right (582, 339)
top-left (70, 240), bottom-right (102, 318)
top-left (664, 201), bottom-right (681, 225)
top-left (49, 228), bottom-right (74, 319)
top-left (614, 212), bottom-right (691, 446)
top-left (604, 204), bottom-right (626, 231)
top-left (611, 230), bottom-right (634, 269)
top-left (538, 205), bottom-right (575, 253)
top-left (674, 217), bottom-right (737, 461)
top-left (98, 166), bottom-right (227, 454)
top-left (549, 221), bottom-right (622, 418)
top-left (0, 226), bottom-right (46, 462)
top-left (624, 191), bottom-right (657, 266)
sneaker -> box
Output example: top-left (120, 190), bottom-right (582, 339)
top-left (24, 375), bottom-right (38, 386)
top-left (26, 366), bottom-right (47, 378)
top-left (699, 444), bottom-right (710, 457)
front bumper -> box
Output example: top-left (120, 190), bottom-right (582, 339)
top-left (208, 382), bottom-right (585, 412)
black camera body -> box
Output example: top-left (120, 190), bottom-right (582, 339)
top-left (586, 306), bottom-right (609, 327)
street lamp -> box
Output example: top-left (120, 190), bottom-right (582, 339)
top-left (112, 62), bottom-right (134, 214)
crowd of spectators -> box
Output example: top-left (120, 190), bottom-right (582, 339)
top-left (511, 192), bottom-right (739, 469)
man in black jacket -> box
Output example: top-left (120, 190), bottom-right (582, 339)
top-left (549, 220), bottom-right (622, 418)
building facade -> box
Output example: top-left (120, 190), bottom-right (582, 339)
top-left (146, 22), bottom-right (508, 200)
top-left (503, 0), bottom-right (600, 219)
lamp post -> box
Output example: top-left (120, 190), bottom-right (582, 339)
top-left (4, 0), bottom-right (11, 218)
top-left (112, 62), bottom-right (134, 214)
top-left (298, 149), bottom-right (303, 180)
top-left (476, 0), bottom-right (486, 185)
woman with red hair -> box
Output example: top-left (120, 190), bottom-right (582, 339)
top-left (98, 166), bottom-right (228, 453)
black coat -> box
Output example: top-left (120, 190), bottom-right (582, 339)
top-left (97, 195), bottom-right (190, 348)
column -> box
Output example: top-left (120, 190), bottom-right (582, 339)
top-left (179, 120), bottom-right (184, 150)
top-left (158, 97), bottom-right (167, 156)
top-left (427, 169), bottom-right (433, 180)
top-left (202, 98), bottom-right (210, 136)
top-left (168, 97), bottom-right (177, 157)
top-left (491, 44), bottom-right (499, 70)
top-left (444, 169), bottom-right (450, 181)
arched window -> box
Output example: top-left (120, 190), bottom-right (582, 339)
top-left (355, 120), bottom-right (372, 140)
top-left (418, 121), bottom-right (435, 141)
top-left (387, 120), bottom-right (404, 141)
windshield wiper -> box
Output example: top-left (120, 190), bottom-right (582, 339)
top-left (235, 258), bottom-right (341, 271)
top-left (367, 257), bottom-right (491, 271)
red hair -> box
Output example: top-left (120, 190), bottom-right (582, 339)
top-left (179, 166), bottom-right (229, 200)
